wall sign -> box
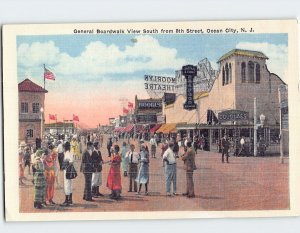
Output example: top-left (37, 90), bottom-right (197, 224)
top-left (135, 114), bottom-right (157, 123)
top-left (182, 65), bottom-right (197, 110)
top-left (138, 101), bottom-right (162, 109)
top-left (218, 110), bottom-right (249, 122)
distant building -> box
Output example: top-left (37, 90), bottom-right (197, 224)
top-left (44, 121), bottom-right (78, 136)
top-left (18, 79), bottom-right (47, 144)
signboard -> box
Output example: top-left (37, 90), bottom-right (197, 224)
top-left (108, 117), bottom-right (115, 125)
top-left (182, 65), bottom-right (197, 110)
top-left (144, 75), bottom-right (176, 98)
top-left (157, 114), bottom-right (166, 124)
top-left (218, 110), bottom-right (249, 122)
top-left (135, 114), bottom-right (157, 123)
top-left (138, 100), bottom-right (162, 109)
top-left (163, 93), bottom-right (176, 105)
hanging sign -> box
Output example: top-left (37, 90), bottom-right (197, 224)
top-left (182, 65), bottom-right (197, 110)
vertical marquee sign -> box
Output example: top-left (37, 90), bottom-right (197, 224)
top-left (182, 65), bottom-right (197, 110)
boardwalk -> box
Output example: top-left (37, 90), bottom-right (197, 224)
top-left (19, 136), bottom-right (289, 212)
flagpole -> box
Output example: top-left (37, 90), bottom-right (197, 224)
top-left (43, 64), bottom-right (46, 90)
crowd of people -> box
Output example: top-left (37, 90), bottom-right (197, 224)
top-left (18, 132), bottom-right (199, 210)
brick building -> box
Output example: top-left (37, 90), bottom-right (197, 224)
top-left (162, 49), bottom-right (287, 154)
top-left (18, 79), bottom-right (47, 144)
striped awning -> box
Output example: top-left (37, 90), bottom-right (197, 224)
top-left (150, 124), bottom-right (161, 133)
top-left (123, 124), bottom-right (134, 133)
top-left (156, 123), bottom-right (177, 134)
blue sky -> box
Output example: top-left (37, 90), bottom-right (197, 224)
top-left (17, 33), bottom-right (287, 68)
top-left (16, 33), bottom-right (288, 126)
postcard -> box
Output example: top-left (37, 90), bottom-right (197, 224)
top-left (2, 19), bottom-right (300, 221)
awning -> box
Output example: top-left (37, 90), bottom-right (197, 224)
top-left (150, 124), bottom-right (161, 133)
top-left (136, 125), bottom-right (145, 133)
top-left (156, 123), bottom-right (177, 134)
top-left (123, 124), bottom-right (134, 133)
top-left (114, 127), bottom-right (125, 133)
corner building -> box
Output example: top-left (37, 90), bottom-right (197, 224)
top-left (163, 49), bottom-right (287, 154)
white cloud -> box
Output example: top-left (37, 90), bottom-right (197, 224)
top-left (18, 41), bottom-right (61, 67)
top-left (17, 35), bottom-right (186, 77)
top-left (236, 42), bottom-right (288, 80)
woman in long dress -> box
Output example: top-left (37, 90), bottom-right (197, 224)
top-left (136, 144), bottom-right (150, 195)
top-left (120, 142), bottom-right (129, 176)
top-left (61, 141), bottom-right (74, 206)
top-left (43, 144), bottom-right (56, 205)
top-left (33, 149), bottom-right (46, 209)
top-left (107, 145), bottom-right (122, 200)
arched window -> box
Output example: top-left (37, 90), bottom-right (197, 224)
top-left (248, 61), bottom-right (255, 83)
top-left (225, 63), bottom-right (229, 85)
top-left (241, 62), bottom-right (246, 83)
top-left (229, 63), bottom-right (232, 83)
top-left (222, 66), bottom-right (225, 86)
top-left (255, 64), bottom-right (260, 83)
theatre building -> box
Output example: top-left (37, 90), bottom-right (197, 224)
top-left (18, 79), bottom-right (47, 144)
top-left (162, 49), bottom-right (287, 154)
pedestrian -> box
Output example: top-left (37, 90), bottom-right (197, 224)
top-left (43, 144), bottom-right (56, 205)
top-left (57, 140), bottom-right (64, 170)
top-left (23, 147), bottom-right (31, 175)
top-left (162, 142), bottom-right (177, 196)
top-left (126, 144), bottom-right (139, 192)
top-left (107, 145), bottom-right (122, 200)
top-left (192, 136), bottom-right (198, 154)
top-left (181, 142), bottom-right (196, 198)
top-left (149, 135), bottom-right (157, 158)
top-left (107, 137), bottom-right (113, 157)
top-left (18, 145), bottom-right (25, 186)
top-left (61, 141), bottom-right (74, 206)
top-left (91, 142), bottom-right (104, 197)
top-left (221, 135), bottom-right (230, 163)
top-left (36, 136), bottom-right (42, 149)
top-left (172, 137), bottom-right (179, 157)
top-left (33, 149), bottom-right (46, 209)
top-left (136, 144), bottom-right (150, 195)
top-left (71, 135), bottom-right (80, 160)
top-left (238, 136), bottom-right (245, 156)
top-left (120, 142), bottom-right (129, 176)
top-left (53, 145), bottom-right (61, 189)
top-left (80, 141), bottom-right (95, 202)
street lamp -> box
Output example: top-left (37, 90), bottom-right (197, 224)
top-left (40, 107), bottom-right (44, 139)
top-left (253, 98), bottom-right (265, 157)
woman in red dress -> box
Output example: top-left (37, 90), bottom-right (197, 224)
top-left (44, 144), bottom-right (57, 205)
top-left (107, 145), bottom-right (122, 200)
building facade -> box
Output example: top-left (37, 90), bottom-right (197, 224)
top-left (163, 49), bottom-right (287, 154)
top-left (18, 79), bottom-right (47, 144)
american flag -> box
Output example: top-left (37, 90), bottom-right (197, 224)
top-left (44, 67), bottom-right (55, 80)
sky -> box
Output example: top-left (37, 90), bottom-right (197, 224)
top-left (17, 33), bottom-right (288, 128)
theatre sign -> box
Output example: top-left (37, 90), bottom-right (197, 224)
top-left (218, 110), bottom-right (249, 123)
top-left (144, 75), bottom-right (176, 98)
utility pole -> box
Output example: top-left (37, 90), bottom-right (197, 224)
top-left (278, 86), bottom-right (284, 164)
top-left (253, 98), bottom-right (257, 157)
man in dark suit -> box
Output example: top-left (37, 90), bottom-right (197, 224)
top-left (221, 135), bottom-right (230, 163)
top-left (80, 141), bottom-right (95, 201)
top-left (181, 141), bottom-right (196, 198)
top-left (91, 142), bottom-right (104, 197)
top-left (35, 136), bottom-right (42, 149)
